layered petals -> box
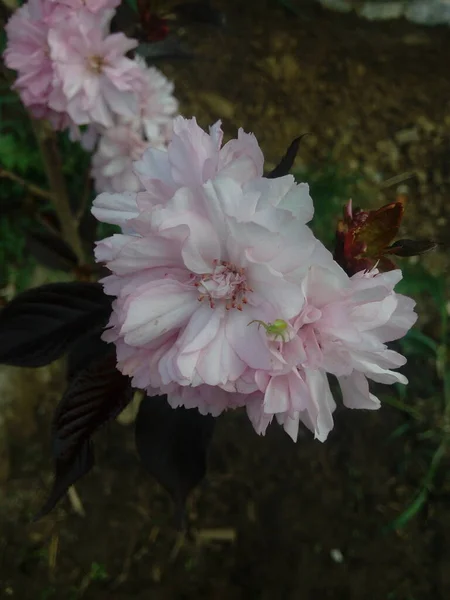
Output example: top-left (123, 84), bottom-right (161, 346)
top-left (92, 117), bottom-right (417, 443)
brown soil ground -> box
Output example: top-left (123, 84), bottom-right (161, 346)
top-left (1, 1), bottom-right (450, 599)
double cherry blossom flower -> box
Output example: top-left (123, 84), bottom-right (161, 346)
top-left (92, 117), bottom-right (417, 441)
top-left (3, 0), bottom-right (179, 194)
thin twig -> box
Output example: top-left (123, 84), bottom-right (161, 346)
top-left (379, 171), bottom-right (416, 189)
top-left (0, 168), bottom-right (55, 201)
top-left (195, 528), bottom-right (236, 543)
top-left (31, 119), bottom-right (85, 263)
top-left (111, 530), bottom-right (139, 589)
top-left (48, 533), bottom-right (59, 581)
top-left (67, 485), bottom-right (85, 517)
top-left (75, 167), bottom-right (93, 223)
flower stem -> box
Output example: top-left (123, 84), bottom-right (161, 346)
top-left (31, 120), bottom-right (85, 264)
top-left (0, 168), bottom-right (55, 202)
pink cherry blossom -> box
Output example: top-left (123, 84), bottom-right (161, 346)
top-left (3, 0), bottom-right (63, 108)
top-left (91, 124), bottom-right (149, 194)
top-left (130, 58), bottom-right (179, 144)
top-left (48, 10), bottom-right (143, 127)
top-left (92, 117), bottom-right (417, 442)
top-left (246, 264), bottom-right (417, 442)
top-left (92, 117), bottom-right (317, 398)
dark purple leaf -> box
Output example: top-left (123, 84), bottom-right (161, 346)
top-left (266, 134), bottom-right (308, 179)
top-left (35, 350), bottom-right (131, 519)
top-left (54, 349), bottom-right (131, 458)
top-left (34, 441), bottom-right (94, 521)
top-left (66, 327), bottom-right (110, 382)
top-left (135, 396), bottom-right (215, 526)
top-left (26, 229), bottom-right (79, 272)
top-left (0, 282), bottom-right (112, 367)
top-left (385, 239), bottom-right (438, 257)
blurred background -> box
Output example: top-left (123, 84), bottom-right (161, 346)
top-left (1, 0), bottom-right (449, 598)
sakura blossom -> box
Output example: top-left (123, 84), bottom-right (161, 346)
top-left (133, 58), bottom-right (179, 144)
top-left (48, 10), bottom-right (143, 128)
top-left (3, 0), bottom-right (62, 110)
top-left (92, 116), bottom-right (317, 387)
top-left (92, 117), bottom-right (417, 442)
top-left (246, 264), bottom-right (417, 442)
top-left (89, 58), bottom-right (179, 193)
top-left (4, 0), bottom-right (179, 146)
top-left (91, 124), bottom-right (149, 194)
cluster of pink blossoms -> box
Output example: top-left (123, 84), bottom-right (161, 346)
top-left (3, 0), bottom-right (178, 193)
top-left (92, 117), bottom-right (418, 442)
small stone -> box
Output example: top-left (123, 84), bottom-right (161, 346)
top-left (330, 548), bottom-right (344, 563)
top-left (359, 2), bottom-right (404, 21)
top-left (402, 33), bottom-right (432, 46)
top-left (376, 139), bottom-right (400, 164)
top-left (395, 128), bottom-right (421, 145)
top-left (415, 169), bottom-right (428, 183)
top-left (405, 1), bottom-right (450, 26)
top-left (416, 115), bottom-right (436, 133)
top-left (278, 54), bottom-right (300, 81)
top-left (356, 64), bottom-right (366, 77)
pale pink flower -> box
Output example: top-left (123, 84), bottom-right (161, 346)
top-left (92, 117), bottom-right (417, 442)
top-left (128, 58), bottom-right (179, 144)
top-left (92, 117), bottom-right (317, 402)
top-left (48, 11), bottom-right (143, 127)
top-left (91, 125), bottom-right (149, 194)
top-left (3, 0), bottom-right (61, 108)
top-left (246, 264), bottom-right (417, 442)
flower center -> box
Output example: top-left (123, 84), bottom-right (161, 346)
top-left (87, 54), bottom-right (105, 74)
top-left (193, 260), bottom-right (253, 310)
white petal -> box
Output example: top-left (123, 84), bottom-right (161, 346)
top-left (338, 371), bottom-right (380, 410)
top-left (303, 369), bottom-right (336, 442)
top-left (249, 263), bottom-right (305, 319)
top-left (108, 236), bottom-right (182, 275)
top-left (121, 282), bottom-right (197, 345)
top-left (92, 191), bottom-right (139, 226)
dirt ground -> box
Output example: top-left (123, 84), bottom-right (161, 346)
top-left (1, 1), bottom-right (450, 599)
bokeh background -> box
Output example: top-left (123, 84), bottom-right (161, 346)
top-left (1, 1), bottom-right (449, 598)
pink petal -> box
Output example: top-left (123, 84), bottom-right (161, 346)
top-left (121, 281), bottom-right (197, 345)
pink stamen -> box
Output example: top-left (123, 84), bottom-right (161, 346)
top-left (191, 259), bottom-right (253, 310)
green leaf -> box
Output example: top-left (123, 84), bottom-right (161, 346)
top-left (402, 328), bottom-right (438, 355)
top-left (385, 422), bottom-right (411, 443)
top-left (387, 488), bottom-right (428, 531)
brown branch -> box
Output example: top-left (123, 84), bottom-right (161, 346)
top-left (76, 166), bottom-right (93, 223)
top-left (0, 168), bottom-right (55, 202)
top-left (31, 119), bottom-right (85, 264)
